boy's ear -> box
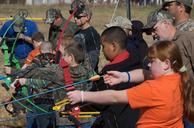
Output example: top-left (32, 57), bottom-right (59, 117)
top-left (70, 53), bottom-right (76, 63)
top-left (112, 41), bottom-right (118, 51)
top-left (162, 59), bottom-right (171, 70)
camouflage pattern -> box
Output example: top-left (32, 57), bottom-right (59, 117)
top-left (24, 52), bottom-right (95, 101)
top-left (13, 14), bottom-right (25, 32)
top-left (45, 8), bottom-right (61, 24)
top-left (23, 53), bottom-right (65, 102)
top-left (163, 0), bottom-right (193, 8)
top-left (49, 18), bottom-right (78, 50)
top-left (105, 16), bottom-right (132, 29)
top-left (176, 19), bottom-right (194, 31)
top-left (143, 9), bottom-right (174, 29)
top-left (57, 55), bottom-right (96, 126)
top-left (69, 0), bottom-right (91, 16)
top-left (69, 62), bottom-right (95, 91)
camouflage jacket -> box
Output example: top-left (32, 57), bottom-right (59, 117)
top-left (48, 17), bottom-right (78, 50)
top-left (24, 53), bottom-right (64, 101)
top-left (69, 63), bottom-right (96, 91)
top-left (24, 53), bottom-right (95, 102)
top-left (176, 19), bottom-right (194, 32)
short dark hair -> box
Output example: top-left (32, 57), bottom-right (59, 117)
top-left (101, 26), bottom-right (127, 49)
top-left (31, 32), bottom-right (45, 42)
top-left (64, 42), bottom-right (85, 64)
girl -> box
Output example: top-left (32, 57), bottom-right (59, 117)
top-left (67, 40), bottom-right (194, 127)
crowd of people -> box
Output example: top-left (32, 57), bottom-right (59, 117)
top-left (0, 0), bottom-right (194, 128)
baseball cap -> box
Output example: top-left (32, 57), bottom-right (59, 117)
top-left (143, 9), bottom-right (174, 30)
top-left (105, 16), bottom-right (132, 29)
top-left (69, 1), bottom-right (92, 17)
top-left (13, 14), bottom-right (25, 33)
top-left (163, 0), bottom-right (193, 8)
top-left (45, 8), bottom-right (61, 24)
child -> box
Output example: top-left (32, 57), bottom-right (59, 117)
top-left (56, 40), bottom-right (96, 128)
top-left (22, 31), bottom-right (45, 68)
top-left (67, 40), bottom-right (194, 127)
top-left (10, 39), bottom-right (96, 128)
top-left (62, 42), bottom-right (95, 89)
top-left (10, 42), bottom-right (61, 128)
top-left (89, 26), bottom-right (141, 128)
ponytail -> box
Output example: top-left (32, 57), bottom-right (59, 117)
top-left (180, 71), bottom-right (194, 123)
top-left (148, 40), bottom-right (194, 122)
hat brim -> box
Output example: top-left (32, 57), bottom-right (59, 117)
top-left (44, 18), bottom-right (55, 24)
top-left (142, 21), bottom-right (157, 30)
top-left (162, 0), bottom-right (176, 8)
top-left (105, 22), bottom-right (120, 28)
top-left (105, 23), bottom-right (112, 28)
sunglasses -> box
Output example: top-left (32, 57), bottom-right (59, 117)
top-left (74, 15), bottom-right (87, 19)
top-left (143, 28), bottom-right (156, 35)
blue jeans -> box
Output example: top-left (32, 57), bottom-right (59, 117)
top-left (26, 104), bottom-right (56, 128)
top-left (57, 117), bottom-right (96, 128)
top-left (184, 117), bottom-right (194, 128)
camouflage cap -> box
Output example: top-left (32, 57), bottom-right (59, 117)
top-left (163, 0), bottom-right (193, 8)
top-left (143, 9), bottom-right (174, 29)
top-left (45, 8), bottom-right (62, 24)
top-left (105, 16), bottom-right (132, 29)
top-left (69, 1), bottom-right (92, 17)
top-left (13, 14), bottom-right (25, 32)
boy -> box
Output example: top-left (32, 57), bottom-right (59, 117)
top-left (57, 40), bottom-right (96, 128)
top-left (22, 31), bottom-right (45, 68)
top-left (10, 39), bottom-right (95, 128)
top-left (91, 26), bottom-right (141, 128)
top-left (10, 42), bottom-right (61, 128)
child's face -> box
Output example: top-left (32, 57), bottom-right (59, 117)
top-left (101, 41), bottom-right (115, 61)
top-left (62, 52), bottom-right (77, 67)
top-left (62, 52), bottom-right (72, 65)
top-left (33, 40), bottom-right (41, 48)
top-left (148, 58), bottom-right (167, 78)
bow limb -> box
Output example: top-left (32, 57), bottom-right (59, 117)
top-left (0, 75), bottom-right (49, 113)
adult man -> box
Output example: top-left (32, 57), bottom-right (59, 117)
top-left (162, 0), bottom-right (194, 31)
top-left (143, 9), bottom-right (194, 80)
top-left (70, 1), bottom-right (101, 73)
top-left (0, 12), bottom-right (38, 73)
top-left (45, 8), bottom-right (78, 50)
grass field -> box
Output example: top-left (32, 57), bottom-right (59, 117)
top-left (0, 4), bottom-right (194, 127)
top-left (0, 4), bottom-right (161, 37)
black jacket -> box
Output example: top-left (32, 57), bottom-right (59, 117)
top-left (91, 52), bottom-right (141, 128)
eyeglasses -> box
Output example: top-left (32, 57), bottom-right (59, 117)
top-left (74, 15), bottom-right (87, 19)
